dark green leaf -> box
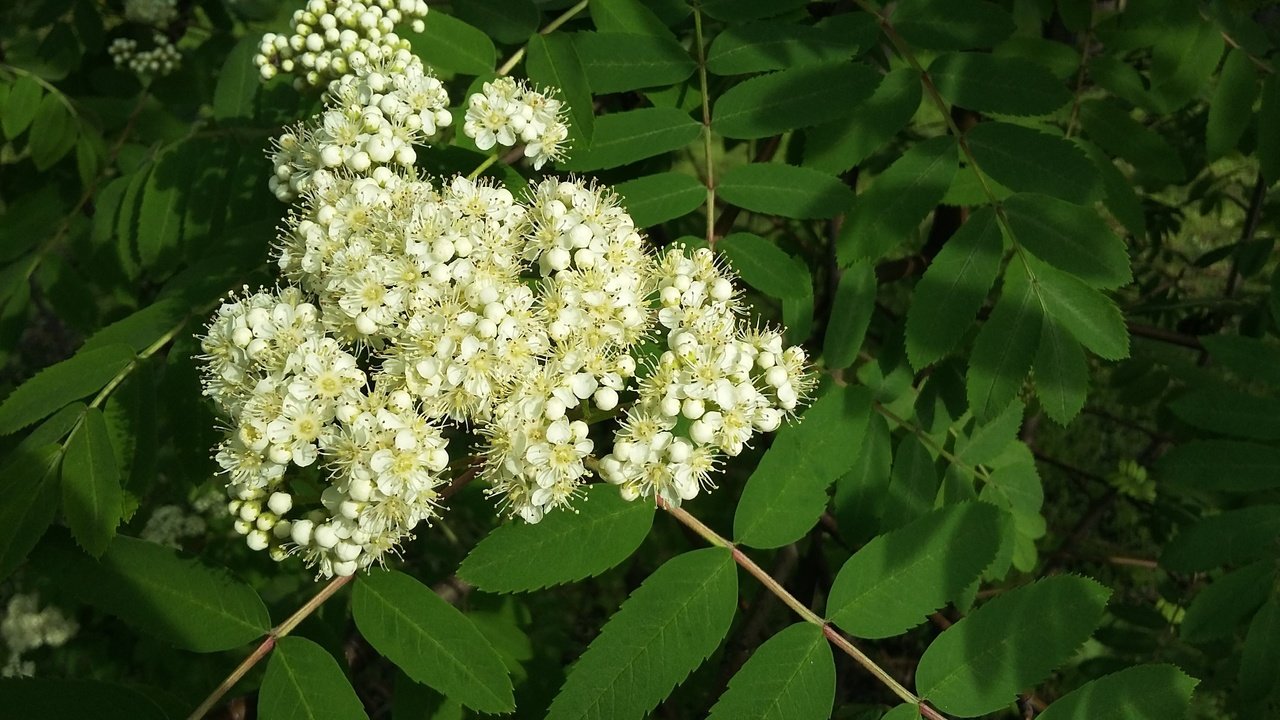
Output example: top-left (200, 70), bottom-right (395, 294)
top-left (589, 0), bottom-right (671, 36)
top-left (967, 263), bottom-right (1042, 420)
top-left (832, 413), bottom-right (893, 545)
top-left (711, 62), bottom-right (880, 139)
top-left (0, 679), bottom-right (168, 720)
top-left (560, 108), bottom-right (698, 171)
top-left (1169, 387), bottom-right (1280, 441)
top-left (1200, 334), bottom-right (1280, 386)
top-left (61, 407), bottom-right (122, 556)
top-left (929, 53), bottom-right (1069, 116)
top-left (893, 0), bottom-right (1015, 51)
top-left (707, 22), bottom-right (866, 76)
top-left (0, 443), bottom-right (61, 581)
top-left (1206, 49), bottom-right (1258, 160)
top-left (546, 548), bottom-right (737, 720)
top-left (803, 68), bottom-right (922, 175)
top-left (527, 33), bottom-right (594, 148)
top-left (1078, 99), bottom-right (1186, 184)
top-left (721, 232), bottom-right (811, 299)
top-left (1034, 317), bottom-right (1088, 425)
top-left (881, 434), bottom-right (940, 531)
top-left (48, 534), bottom-right (270, 651)
top-left (905, 206), bottom-right (1003, 369)
top-left (1035, 665), bottom-right (1198, 720)
top-left (823, 260), bottom-right (876, 370)
top-left (1180, 561), bottom-right (1274, 644)
top-left (0, 343), bottom-right (135, 435)
top-left (2, 75), bottom-right (42, 138)
top-left (138, 144), bottom-right (192, 272)
top-left (1161, 505), bottom-right (1280, 572)
top-left (838, 136), bottom-right (958, 263)
top-left (573, 32), bottom-right (694, 93)
top-left (409, 11), bottom-right (496, 76)
top-left (1147, 21), bottom-right (1223, 113)
top-left (82, 299), bottom-right (187, 353)
top-left (700, 0), bottom-right (809, 22)
top-left (734, 385), bottom-right (872, 548)
top-left (1003, 193), bottom-right (1132, 290)
top-left (354, 570), bottom-right (514, 713)
top-left (458, 483), bottom-right (654, 592)
top-left (707, 623), bottom-right (834, 720)
top-left (957, 400), bottom-right (1023, 466)
top-left (1027, 258), bottom-right (1129, 360)
top-left (453, 0), bottom-right (539, 45)
top-left (614, 172), bottom-right (705, 228)
top-left (1240, 600), bottom-right (1280, 702)
top-left (1157, 440), bottom-right (1280, 492)
top-left (916, 576), bottom-right (1111, 717)
top-left (717, 163), bottom-right (854, 220)
top-left (829, 502), bottom-right (1002, 638)
top-left (260, 637), bottom-right (370, 720)
top-left (966, 123), bottom-right (1102, 205)
top-left (1080, 140), bottom-right (1146, 239)
top-left (28, 93), bottom-right (77, 171)
top-left (213, 37), bottom-right (260, 120)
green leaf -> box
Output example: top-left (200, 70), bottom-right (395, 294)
top-left (546, 548), bottom-right (737, 720)
top-left (61, 407), bottom-right (122, 556)
top-left (260, 637), bottom-right (370, 720)
top-left (957, 400), bottom-right (1024, 466)
top-left (1181, 561), bottom-right (1274, 644)
top-left (1260, 74), bottom-right (1280, 184)
top-left (48, 534), bottom-right (270, 651)
top-left (353, 570), bottom-right (514, 713)
top-left (1169, 387), bottom-right (1280, 441)
top-left (965, 123), bottom-right (1102, 205)
top-left (734, 385), bottom-right (872, 549)
top-left (213, 36), bottom-right (260, 120)
top-left (82, 299), bottom-right (187, 353)
top-left (410, 10), bottom-right (496, 75)
top-left (700, 0), bottom-right (809, 22)
top-left (0, 443), bottom-right (62, 581)
top-left (1035, 665), bottom-right (1198, 720)
top-left (828, 502), bottom-right (1002, 639)
top-left (1034, 317), bottom-right (1088, 425)
top-left (1077, 99), bottom-right (1186, 184)
top-left (1027, 259), bottom-right (1129, 360)
top-left (720, 233), bottom-right (811, 299)
top-left (458, 483), bottom-right (654, 592)
top-left (0, 679), bottom-right (168, 720)
top-left (707, 623), bottom-right (835, 720)
top-left (707, 22), bottom-right (866, 76)
top-left (2, 75), bottom-right (42, 138)
top-left (905, 206), bottom-right (1003, 369)
top-left (782, 285), bottom-right (814, 346)
top-left (838, 136), bottom-right (958, 263)
top-left (526, 33), bottom-right (594, 149)
top-left (138, 144), bottom-right (192, 272)
top-left (28, 93), bottom-right (77, 171)
top-left (711, 62), bottom-right (880, 139)
top-left (573, 32), bottom-right (695, 93)
top-left (832, 413), bottom-right (893, 545)
top-left (916, 576), bottom-right (1111, 717)
top-left (1206, 49), bottom-right (1258, 160)
top-left (803, 68), bottom-right (922, 175)
top-left (1160, 505), bottom-right (1280, 572)
top-left (1147, 20), bottom-right (1223, 114)
top-left (589, 0), bottom-right (671, 36)
top-left (1200, 334), bottom-right (1280, 386)
top-left (614, 172), bottom-right (705, 228)
top-left (1080, 140), bottom-right (1146, 239)
top-left (1157, 440), bottom-right (1280, 492)
top-left (453, 0), bottom-right (539, 45)
top-left (892, 0), bottom-right (1015, 51)
top-left (823, 260), bottom-right (876, 370)
top-left (1240, 600), bottom-right (1280, 702)
top-left (881, 434), bottom-right (940, 531)
top-left (0, 343), bottom-right (135, 435)
top-left (929, 53), bottom-right (1069, 116)
top-left (967, 263), bottom-right (1042, 420)
top-left (560, 107), bottom-right (698, 171)
top-left (717, 163), bottom-right (853, 220)
top-left (1003, 193), bottom-right (1132, 290)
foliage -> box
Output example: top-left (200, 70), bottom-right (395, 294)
top-left (1, 0), bottom-right (1279, 718)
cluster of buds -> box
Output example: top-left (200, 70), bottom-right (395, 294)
top-left (463, 77), bottom-right (572, 170)
top-left (2, 594), bottom-right (77, 679)
top-left (109, 33), bottom-right (181, 79)
top-left (254, 0), bottom-right (428, 89)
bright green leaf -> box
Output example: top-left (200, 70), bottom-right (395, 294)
top-left (1003, 193), bottom-right (1132, 290)
top-left (409, 11), bottom-right (496, 76)
top-left (458, 483), bottom-right (654, 592)
top-left (0, 343), bottom-right (135, 435)
top-left (823, 260), bottom-right (876, 370)
top-left (588, 0), bottom-right (671, 36)
top-left (916, 576), bottom-right (1111, 717)
top-left (354, 570), bottom-right (514, 713)
top-left (707, 623), bottom-right (834, 720)
top-left (527, 33), bottom-right (594, 149)
top-left (2, 75), bottom-right (42, 138)
top-left (957, 400), bottom-right (1024, 466)
top-left (138, 145), bottom-right (193, 272)
top-left (717, 163), bottom-right (854, 220)
top-left (560, 108), bottom-right (698, 171)
top-left (929, 52), bottom-right (1069, 116)
top-left (573, 32), bottom-right (695, 93)
top-left (28, 93), bottom-right (78, 171)
top-left (712, 62), bottom-right (880, 140)
top-left (546, 548), bottom-right (737, 720)
top-left (1147, 20), bottom-right (1224, 113)
top-left (614, 172), bottom-right (705, 228)
top-left (213, 37), bottom-right (260, 120)
top-left (720, 233), bottom-right (811, 299)
top-left (1034, 317), bottom-right (1088, 425)
top-left (61, 407), bottom-right (122, 556)
top-left (828, 502), bottom-right (1002, 639)
top-left (259, 637), bottom-right (370, 720)
top-left (1036, 665), bottom-right (1198, 720)
top-left (1027, 258), bottom-right (1129, 360)
top-left (967, 263), bottom-right (1042, 420)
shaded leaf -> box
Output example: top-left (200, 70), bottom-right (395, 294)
top-left (893, 0), bottom-right (1015, 51)
top-left (1169, 387), bottom-right (1280, 441)
top-left (2, 75), bottom-right (42, 138)
top-left (1078, 99), bottom-right (1186, 184)
top-left (0, 678), bottom-right (168, 720)
top-left (1240, 600), bottom-right (1280, 702)
top-left (213, 37), bottom-right (260, 120)
top-left (823, 260), bottom-right (876, 371)
top-left (1034, 317), bottom-right (1088, 425)
top-left (707, 22), bottom-right (866, 75)
top-left (967, 263), bottom-right (1041, 420)
top-left (1206, 49), bottom-right (1258, 160)
top-left (61, 407), bottom-right (123, 556)
top-left (1036, 665), bottom-right (1197, 720)
top-left (573, 32), bottom-right (694, 93)
top-left (717, 163), bottom-right (853, 220)
top-left (526, 33), bottom-right (594, 148)
top-left (410, 11), bottom-right (496, 75)
top-left (453, 0), bottom-right (539, 45)
top-left (712, 62), bottom-right (880, 140)
top-left (1180, 561), bottom-right (1273, 644)
top-left (803, 68), bottom-right (922, 175)
top-left (260, 637), bottom-right (370, 720)
top-left (1003, 193), bottom-right (1131, 290)
top-left (1160, 505), bottom-right (1280, 573)
top-left (929, 53), bottom-right (1069, 116)
top-left (700, 0), bottom-right (809, 23)
top-left (0, 343), bottom-right (135, 435)
top-left (1157, 440), bottom-right (1280, 492)
top-left (707, 623), bottom-right (834, 720)
top-left (614, 172), bottom-right (705, 228)
top-left (966, 122), bottom-right (1101, 205)
top-left (721, 233), bottom-right (811, 299)
top-left (881, 434), bottom-right (940, 531)
top-left (560, 108), bottom-right (698, 171)
top-left (0, 443), bottom-right (62, 582)
top-left (28, 93), bottom-right (78, 171)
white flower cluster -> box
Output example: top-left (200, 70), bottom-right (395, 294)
top-left (109, 33), bottom-right (182, 79)
top-left (463, 77), bottom-right (572, 171)
top-left (254, 0), bottom-right (428, 88)
top-left (1, 594), bottom-right (78, 679)
top-left (124, 0), bottom-right (177, 26)
top-left (141, 504), bottom-right (208, 548)
top-left (269, 55), bottom-right (451, 202)
top-left (597, 248), bottom-right (815, 505)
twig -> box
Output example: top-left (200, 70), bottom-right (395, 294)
top-left (693, 9), bottom-right (717, 248)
